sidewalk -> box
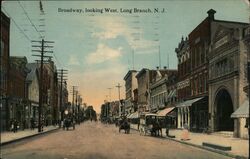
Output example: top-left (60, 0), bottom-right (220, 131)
top-left (130, 124), bottom-right (248, 158)
top-left (1, 125), bottom-right (59, 145)
top-left (164, 129), bottom-right (249, 159)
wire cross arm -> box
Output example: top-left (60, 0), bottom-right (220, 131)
top-left (32, 54), bottom-right (53, 58)
top-left (32, 50), bottom-right (54, 53)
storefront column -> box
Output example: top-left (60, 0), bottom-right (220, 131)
top-left (187, 107), bottom-right (190, 129)
top-left (177, 108), bottom-right (181, 128)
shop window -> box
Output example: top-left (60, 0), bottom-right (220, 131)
top-left (245, 118), bottom-right (249, 128)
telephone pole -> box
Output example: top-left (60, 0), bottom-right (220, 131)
top-left (107, 88), bottom-right (112, 102)
top-left (115, 83), bottom-right (122, 101)
top-left (58, 69), bottom-right (68, 127)
top-left (32, 39), bottom-right (54, 133)
top-left (71, 86), bottom-right (77, 117)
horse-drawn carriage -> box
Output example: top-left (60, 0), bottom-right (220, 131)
top-left (139, 113), bottom-right (163, 137)
top-left (63, 118), bottom-right (75, 130)
top-left (118, 117), bottom-right (130, 134)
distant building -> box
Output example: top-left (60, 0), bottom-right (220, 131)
top-left (26, 63), bottom-right (40, 124)
top-left (44, 59), bottom-right (58, 125)
top-left (136, 68), bottom-right (155, 113)
top-left (123, 70), bottom-right (137, 115)
top-left (149, 68), bottom-right (177, 112)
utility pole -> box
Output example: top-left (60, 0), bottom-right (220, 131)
top-left (159, 45), bottom-right (161, 69)
top-left (57, 69), bottom-right (68, 127)
top-left (75, 90), bottom-right (78, 121)
top-left (32, 39), bottom-right (54, 133)
top-left (115, 83), bottom-right (121, 101)
top-left (132, 49), bottom-right (135, 70)
top-left (116, 83), bottom-right (122, 117)
top-left (107, 88), bottom-right (112, 102)
top-left (71, 86), bottom-right (77, 117)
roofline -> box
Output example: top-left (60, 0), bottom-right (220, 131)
top-left (214, 19), bottom-right (249, 26)
top-left (135, 68), bottom-right (149, 78)
top-left (123, 70), bottom-right (137, 80)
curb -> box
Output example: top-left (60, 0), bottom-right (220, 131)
top-left (164, 137), bottom-right (248, 159)
top-left (130, 128), bottom-right (248, 159)
top-left (1, 127), bottom-right (60, 146)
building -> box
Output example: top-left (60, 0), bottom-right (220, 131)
top-left (123, 70), bottom-right (138, 115)
top-left (149, 68), bottom-right (177, 112)
top-left (136, 68), bottom-right (156, 113)
top-left (26, 63), bottom-right (40, 125)
top-left (208, 13), bottom-right (249, 138)
top-left (175, 37), bottom-right (192, 129)
top-left (8, 56), bottom-right (29, 130)
top-left (0, 11), bottom-right (10, 131)
top-left (44, 59), bottom-right (57, 125)
top-left (110, 100), bottom-right (120, 119)
top-left (58, 80), bottom-right (68, 121)
top-left (149, 68), bottom-right (178, 128)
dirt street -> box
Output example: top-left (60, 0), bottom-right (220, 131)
top-left (1, 121), bottom-right (232, 159)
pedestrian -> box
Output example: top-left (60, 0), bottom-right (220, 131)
top-left (10, 119), bottom-right (14, 132)
top-left (165, 117), bottom-right (170, 137)
top-left (30, 118), bottom-right (34, 130)
top-left (13, 119), bottom-right (18, 133)
top-left (22, 120), bottom-right (26, 130)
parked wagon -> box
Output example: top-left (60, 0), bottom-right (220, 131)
top-left (139, 113), bottom-right (162, 136)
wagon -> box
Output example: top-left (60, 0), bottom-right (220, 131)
top-left (63, 118), bottom-right (75, 130)
top-left (139, 113), bottom-right (157, 136)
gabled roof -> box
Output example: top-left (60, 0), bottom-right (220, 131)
top-left (26, 63), bottom-right (39, 82)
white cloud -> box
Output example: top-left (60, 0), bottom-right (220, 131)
top-left (68, 54), bottom-right (80, 65)
top-left (86, 44), bottom-right (122, 64)
top-left (90, 16), bottom-right (158, 53)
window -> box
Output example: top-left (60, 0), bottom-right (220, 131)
top-left (1, 40), bottom-right (4, 56)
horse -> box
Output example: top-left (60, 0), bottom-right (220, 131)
top-left (119, 121), bottom-right (130, 134)
top-left (151, 121), bottom-right (162, 137)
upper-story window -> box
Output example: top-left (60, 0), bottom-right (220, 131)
top-left (1, 40), bottom-right (4, 56)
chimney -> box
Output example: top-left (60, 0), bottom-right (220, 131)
top-left (207, 9), bottom-right (216, 20)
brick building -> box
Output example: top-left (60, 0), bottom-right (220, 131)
top-left (175, 37), bottom-right (192, 129)
top-left (0, 11), bottom-right (10, 131)
top-left (8, 56), bottom-right (29, 130)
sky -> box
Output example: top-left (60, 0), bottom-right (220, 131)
top-left (2, 0), bottom-right (249, 113)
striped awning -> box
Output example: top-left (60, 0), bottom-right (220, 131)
top-left (176, 97), bottom-right (204, 108)
top-left (157, 107), bottom-right (175, 117)
top-left (231, 100), bottom-right (249, 118)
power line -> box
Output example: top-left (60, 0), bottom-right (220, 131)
top-left (18, 1), bottom-right (64, 68)
top-left (18, 0), bottom-right (42, 38)
top-left (6, 1), bottom-right (64, 70)
top-left (2, 7), bottom-right (31, 42)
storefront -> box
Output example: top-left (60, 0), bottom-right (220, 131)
top-left (176, 96), bottom-right (208, 132)
top-left (157, 107), bottom-right (177, 129)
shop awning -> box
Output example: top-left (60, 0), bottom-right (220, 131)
top-left (231, 100), bottom-right (249, 118)
top-left (128, 111), bottom-right (139, 119)
top-left (157, 107), bottom-right (175, 117)
top-left (126, 113), bottom-right (132, 118)
top-left (176, 97), bottom-right (204, 108)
